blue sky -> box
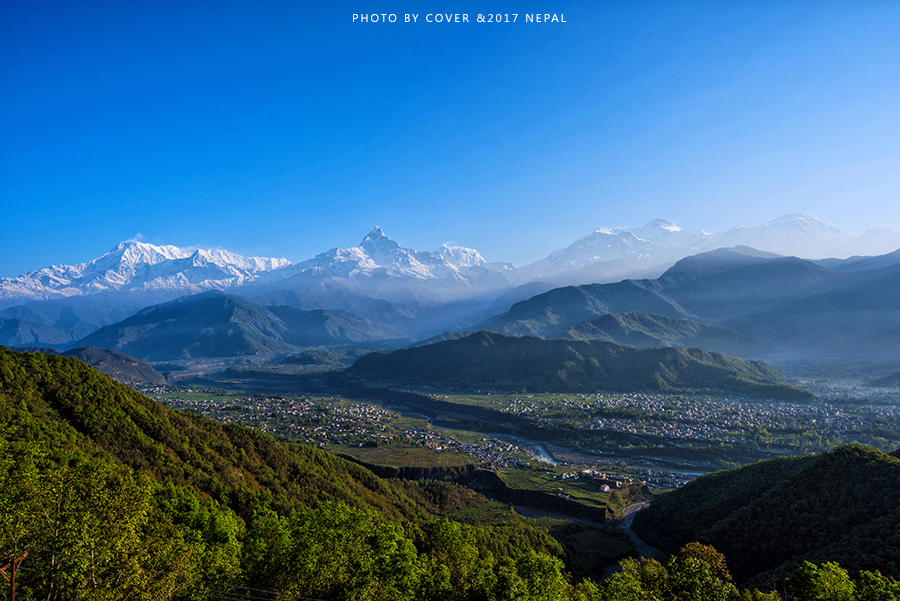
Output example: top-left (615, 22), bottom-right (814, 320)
top-left (2, 1), bottom-right (898, 276)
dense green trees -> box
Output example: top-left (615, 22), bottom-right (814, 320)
top-left (632, 444), bottom-right (900, 586)
top-left (0, 438), bottom-right (201, 599)
top-left (596, 545), bottom-right (774, 601)
top-left (0, 348), bottom-right (581, 599)
top-left (785, 561), bottom-right (900, 601)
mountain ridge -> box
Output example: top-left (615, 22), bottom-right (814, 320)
top-left (70, 291), bottom-right (412, 361)
top-left (482, 247), bottom-right (900, 365)
top-left (3, 215), bottom-right (898, 352)
top-left (513, 214), bottom-right (900, 286)
top-left (0, 239), bottom-right (290, 308)
top-left (631, 443), bottom-right (900, 587)
top-left (347, 331), bottom-right (811, 399)
top-left (6, 214), bottom-right (897, 311)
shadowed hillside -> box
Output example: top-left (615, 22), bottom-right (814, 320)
top-left (348, 331), bottom-right (811, 399)
top-left (480, 248), bottom-right (900, 366)
top-left (562, 312), bottom-right (759, 357)
top-left (632, 443), bottom-right (900, 587)
top-left (0, 347), bottom-right (426, 520)
top-left (72, 291), bottom-right (411, 360)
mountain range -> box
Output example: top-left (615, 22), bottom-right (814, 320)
top-left (480, 246), bottom-right (900, 368)
top-left (1, 214), bottom-right (898, 372)
top-left (251, 226), bottom-right (515, 304)
top-left (0, 240), bottom-right (290, 307)
top-left (512, 214), bottom-right (900, 285)
top-left (5, 215), bottom-right (897, 312)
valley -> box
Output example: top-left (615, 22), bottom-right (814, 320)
top-left (143, 370), bottom-right (900, 507)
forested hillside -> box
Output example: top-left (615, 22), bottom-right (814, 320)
top-left (349, 331), bottom-right (811, 399)
top-left (632, 444), bottom-right (900, 588)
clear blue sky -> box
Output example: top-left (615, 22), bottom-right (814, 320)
top-left (2, 1), bottom-right (898, 276)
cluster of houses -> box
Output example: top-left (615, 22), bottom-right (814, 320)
top-left (555, 467), bottom-right (699, 491)
top-left (415, 433), bottom-right (532, 468)
top-left (155, 389), bottom-right (537, 467)
top-left (485, 391), bottom-right (898, 450)
top-left (556, 469), bottom-right (633, 492)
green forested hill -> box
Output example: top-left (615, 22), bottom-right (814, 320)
top-left (632, 443), bottom-right (900, 587)
top-left (10, 345), bottom-right (167, 385)
top-left (349, 331), bottom-right (811, 399)
top-left (0, 346), bottom-right (420, 520)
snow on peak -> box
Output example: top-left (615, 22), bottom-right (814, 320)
top-left (359, 226), bottom-right (400, 256)
top-left (712, 214), bottom-right (853, 258)
top-left (109, 240), bottom-right (188, 265)
top-left (434, 244), bottom-right (486, 268)
top-left (770, 213), bottom-right (813, 223)
top-left (764, 214), bottom-right (843, 236)
top-left (255, 229), bottom-right (512, 303)
top-left (644, 218), bottom-right (681, 233)
top-left (0, 241), bottom-right (292, 305)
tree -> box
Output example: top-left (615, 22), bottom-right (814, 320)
top-left (668, 556), bottom-right (739, 601)
top-left (276, 501), bottom-right (424, 601)
top-left (787, 562), bottom-right (856, 601)
top-left (678, 543), bottom-right (732, 583)
top-left (600, 557), bottom-right (667, 601)
top-left (0, 440), bottom-right (199, 600)
top-left (856, 570), bottom-right (900, 601)
top-left (514, 551), bottom-right (572, 601)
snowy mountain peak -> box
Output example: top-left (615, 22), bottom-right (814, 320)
top-left (715, 214), bottom-right (852, 257)
top-left (0, 241), bottom-right (291, 307)
top-left (770, 213), bottom-right (814, 223)
top-left (361, 226), bottom-right (387, 242)
top-left (593, 227), bottom-right (617, 235)
top-left (434, 244), bottom-right (486, 269)
top-left (514, 213), bottom-right (898, 286)
top-left (255, 229), bottom-right (513, 304)
top-left (644, 218), bottom-right (681, 233)
top-left (109, 240), bottom-right (188, 265)
top-left (763, 214), bottom-right (844, 237)
top-left (359, 226), bottom-right (400, 256)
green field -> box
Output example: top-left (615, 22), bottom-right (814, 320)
top-left (331, 443), bottom-right (475, 468)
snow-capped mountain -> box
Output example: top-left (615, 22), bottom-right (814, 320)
top-left (513, 219), bottom-right (707, 284)
top-left (4, 214), bottom-right (897, 319)
top-left (515, 214), bottom-right (900, 285)
top-left (628, 218), bottom-right (710, 248)
top-left (706, 214), bottom-right (900, 259)
top-left (0, 240), bottom-right (290, 308)
top-left (255, 227), bottom-right (514, 303)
